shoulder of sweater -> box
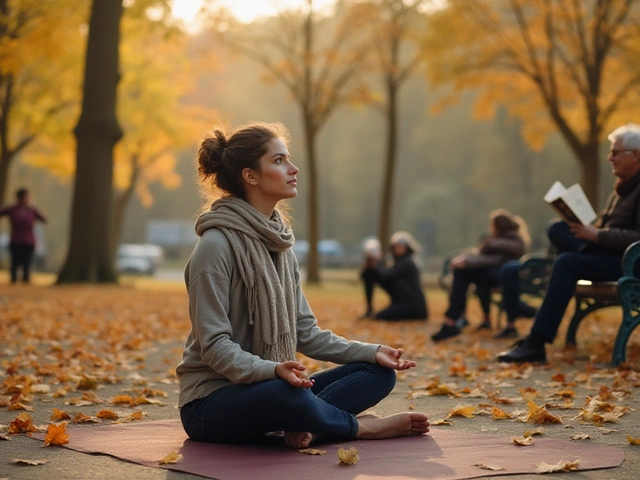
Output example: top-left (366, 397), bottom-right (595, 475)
top-left (188, 229), bottom-right (235, 275)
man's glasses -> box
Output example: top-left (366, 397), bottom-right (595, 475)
top-left (609, 149), bottom-right (635, 157)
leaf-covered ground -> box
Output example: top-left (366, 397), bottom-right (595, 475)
top-left (2, 273), bottom-right (640, 477)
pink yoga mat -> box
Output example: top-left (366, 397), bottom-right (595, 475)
top-left (34, 420), bottom-right (625, 480)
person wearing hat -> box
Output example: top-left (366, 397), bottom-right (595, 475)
top-left (360, 231), bottom-right (428, 321)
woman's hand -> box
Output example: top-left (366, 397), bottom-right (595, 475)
top-left (568, 222), bottom-right (599, 243)
top-left (449, 255), bottom-right (467, 270)
top-left (275, 361), bottom-right (315, 388)
top-left (375, 346), bottom-right (417, 371)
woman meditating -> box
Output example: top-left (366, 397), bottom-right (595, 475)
top-left (176, 122), bottom-right (429, 448)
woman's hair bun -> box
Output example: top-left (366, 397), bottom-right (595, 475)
top-left (198, 129), bottom-right (228, 177)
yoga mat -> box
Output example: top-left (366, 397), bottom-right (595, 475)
top-left (34, 420), bottom-right (625, 480)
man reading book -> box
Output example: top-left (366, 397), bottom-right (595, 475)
top-left (498, 123), bottom-right (640, 363)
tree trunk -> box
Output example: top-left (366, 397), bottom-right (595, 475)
top-left (580, 144), bottom-right (600, 210)
top-left (302, 112), bottom-right (320, 284)
top-left (0, 148), bottom-right (10, 206)
top-left (110, 157), bottom-right (139, 261)
top-left (378, 78), bottom-right (398, 253)
top-left (57, 0), bottom-right (123, 284)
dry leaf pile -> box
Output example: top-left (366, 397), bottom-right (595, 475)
top-left (1, 280), bottom-right (640, 472)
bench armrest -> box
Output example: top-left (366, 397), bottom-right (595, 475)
top-left (622, 240), bottom-right (640, 277)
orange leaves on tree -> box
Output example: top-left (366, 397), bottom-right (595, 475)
top-left (43, 422), bottom-right (70, 446)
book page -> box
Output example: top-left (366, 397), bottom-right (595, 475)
top-left (561, 184), bottom-right (597, 225)
top-left (543, 181), bottom-right (566, 203)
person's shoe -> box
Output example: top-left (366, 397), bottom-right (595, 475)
top-left (496, 336), bottom-right (546, 363)
top-left (431, 324), bottom-right (461, 342)
top-left (455, 317), bottom-right (469, 329)
top-left (475, 322), bottom-right (492, 331)
top-left (494, 327), bottom-right (518, 339)
top-left (358, 309), bottom-right (374, 320)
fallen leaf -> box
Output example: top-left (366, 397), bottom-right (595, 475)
top-left (50, 409), bottom-right (71, 421)
top-left (511, 436), bottom-right (534, 446)
top-left (8, 413), bottom-right (38, 434)
top-left (71, 412), bottom-right (101, 424)
top-left (627, 435), bottom-right (640, 445)
top-left (77, 375), bottom-right (98, 390)
top-left (337, 446), bottom-right (359, 465)
top-left (551, 373), bottom-right (566, 383)
top-left (523, 428), bottom-right (544, 437)
top-left (96, 409), bottom-right (119, 420)
top-left (8, 402), bottom-right (34, 411)
top-left (431, 419), bottom-right (454, 426)
top-left (13, 458), bottom-right (48, 466)
top-left (491, 407), bottom-right (512, 419)
top-left (1, 433), bottom-right (11, 441)
top-left (159, 451), bottom-right (183, 464)
top-left (446, 405), bottom-right (476, 419)
top-left (526, 401), bottom-right (562, 425)
top-left (571, 434), bottom-right (591, 440)
top-left (43, 422), bottom-right (70, 446)
top-left (475, 463), bottom-right (504, 471)
top-left (536, 459), bottom-right (580, 473)
top-left (299, 448), bottom-right (327, 455)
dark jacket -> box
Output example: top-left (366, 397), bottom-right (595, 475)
top-left (596, 171), bottom-right (640, 252)
top-left (463, 231), bottom-right (525, 269)
top-left (376, 254), bottom-right (427, 317)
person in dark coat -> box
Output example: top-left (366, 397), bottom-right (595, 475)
top-left (360, 231), bottom-right (428, 321)
top-left (431, 209), bottom-right (529, 342)
top-left (498, 123), bottom-right (640, 364)
top-left (0, 188), bottom-right (47, 284)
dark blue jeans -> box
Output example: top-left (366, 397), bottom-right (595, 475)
top-left (445, 266), bottom-right (500, 320)
top-left (528, 222), bottom-right (622, 343)
top-left (180, 362), bottom-right (396, 444)
top-left (501, 260), bottom-right (541, 323)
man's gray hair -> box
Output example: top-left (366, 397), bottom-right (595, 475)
top-left (608, 123), bottom-right (640, 150)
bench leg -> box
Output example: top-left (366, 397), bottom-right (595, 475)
top-left (565, 297), bottom-right (612, 347)
top-left (612, 279), bottom-right (640, 366)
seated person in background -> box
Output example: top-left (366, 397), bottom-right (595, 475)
top-left (498, 123), bottom-right (640, 364)
top-left (496, 258), bottom-right (539, 340)
top-left (431, 209), bottom-right (529, 342)
top-left (360, 231), bottom-right (428, 321)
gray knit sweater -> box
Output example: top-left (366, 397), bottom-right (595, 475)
top-left (176, 228), bottom-right (380, 408)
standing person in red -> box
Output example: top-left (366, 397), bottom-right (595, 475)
top-left (0, 188), bottom-right (47, 284)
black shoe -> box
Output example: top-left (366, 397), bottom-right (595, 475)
top-left (455, 317), bottom-right (469, 329)
top-left (494, 327), bottom-right (518, 339)
top-left (496, 336), bottom-right (546, 363)
top-left (431, 324), bottom-right (461, 342)
top-left (475, 322), bottom-right (492, 331)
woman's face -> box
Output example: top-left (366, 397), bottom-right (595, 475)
top-left (253, 138), bottom-right (299, 201)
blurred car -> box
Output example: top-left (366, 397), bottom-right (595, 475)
top-left (292, 239), bottom-right (347, 268)
top-left (116, 244), bottom-right (164, 275)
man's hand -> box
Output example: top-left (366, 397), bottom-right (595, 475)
top-left (375, 346), bottom-right (417, 371)
top-left (568, 222), bottom-right (599, 243)
top-left (275, 361), bottom-right (315, 388)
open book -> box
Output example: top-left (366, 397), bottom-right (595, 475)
top-left (543, 181), bottom-right (597, 225)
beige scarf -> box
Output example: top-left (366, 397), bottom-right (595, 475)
top-left (195, 197), bottom-right (297, 363)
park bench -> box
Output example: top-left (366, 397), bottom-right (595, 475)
top-left (439, 251), bottom-right (553, 326)
top-left (440, 241), bottom-right (640, 365)
top-left (565, 240), bottom-right (640, 366)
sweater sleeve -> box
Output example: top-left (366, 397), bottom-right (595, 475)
top-left (294, 270), bottom-right (379, 364)
top-left (187, 270), bottom-right (278, 385)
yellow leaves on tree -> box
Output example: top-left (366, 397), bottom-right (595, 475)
top-left (43, 423), bottom-right (70, 446)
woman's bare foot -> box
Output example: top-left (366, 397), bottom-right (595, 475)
top-left (284, 431), bottom-right (316, 449)
top-left (357, 412), bottom-right (429, 439)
